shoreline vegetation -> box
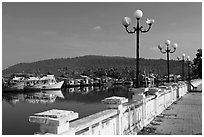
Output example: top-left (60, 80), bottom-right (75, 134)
top-left (3, 55), bottom-right (184, 78)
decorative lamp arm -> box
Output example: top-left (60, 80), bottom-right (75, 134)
top-left (170, 47), bottom-right (176, 53)
top-left (159, 48), bottom-right (167, 54)
top-left (141, 18), bottom-right (154, 33)
top-left (140, 25), bottom-right (152, 33)
top-left (125, 26), bottom-right (136, 34)
top-left (170, 43), bottom-right (178, 53)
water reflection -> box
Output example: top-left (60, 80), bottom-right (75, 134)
top-left (2, 85), bottom-right (133, 135)
top-left (3, 85), bottom-right (133, 106)
top-left (61, 85), bottom-right (133, 103)
top-left (42, 90), bottom-right (64, 99)
top-left (2, 89), bottom-right (64, 106)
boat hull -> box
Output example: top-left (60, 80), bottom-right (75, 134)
top-left (24, 81), bottom-right (64, 91)
top-left (2, 82), bottom-right (25, 92)
top-left (41, 81), bottom-right (64, 90)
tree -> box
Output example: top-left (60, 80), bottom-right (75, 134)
top-left (94, 68), bottom-right (107, 77)
top-left (192, 49), bottom-right (202, 78)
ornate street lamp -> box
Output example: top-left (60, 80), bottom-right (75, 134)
top-left (177, 54), bottom-right (191, 81)
top-left (186, 56), bottom-right (192, 91)
top-left (122, 9), bottom-right (154, 88)
top-left (158, 40), bottom-right (178, 83)
top-left (177, 53), bottom-right (186, 81)
top-left (186, 56), bottom-right (191, 81)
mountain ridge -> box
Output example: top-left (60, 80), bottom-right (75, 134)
top-left (3, 55), bottom-right (183, 77)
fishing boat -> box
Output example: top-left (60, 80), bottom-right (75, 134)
top-left (24, 75), bottom-right (64, 91)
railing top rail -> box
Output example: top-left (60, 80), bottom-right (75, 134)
top-left (123, 100), bottom-right (143, 108)
top-left (145, 95), bottom-right (155, 101)
top-left (69, 109), bottom-right (118, 132)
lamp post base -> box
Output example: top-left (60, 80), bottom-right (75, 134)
top-left (133, 78), bottom-right (140, 88)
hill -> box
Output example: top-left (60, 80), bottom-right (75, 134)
top-left (2, 55), bottom-right (186, 77)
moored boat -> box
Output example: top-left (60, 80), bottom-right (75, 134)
top-left (41, 81), bottom-right (64, 90)
top-left (24, 75), bottom-right (64, 91)
top-left (2, 81), bottom-right (25, 92)
top-left (2, 76), bottom-right (25, 92)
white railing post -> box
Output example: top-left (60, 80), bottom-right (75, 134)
top-left (88, 126), bottom-right (93, 135)
top-left (130, 87), bottom-right (148, 128)
top-left (29, 109), bottom-right (79, 135)
top-left (101, 96), bottom-right (128, 135)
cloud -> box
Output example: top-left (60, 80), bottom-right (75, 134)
top-left (93, 26), bottom-right (102, 31)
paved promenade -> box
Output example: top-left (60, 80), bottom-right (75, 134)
top-left (139, 91), bottom-right (202, 135)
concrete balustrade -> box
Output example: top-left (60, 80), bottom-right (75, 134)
top-left (29, 81), bottom-right (191, 135)
top-left (29, 109), bottom-right (79, 134)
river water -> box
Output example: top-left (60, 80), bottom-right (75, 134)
top-left (2, 85), bottom-right (132, 135)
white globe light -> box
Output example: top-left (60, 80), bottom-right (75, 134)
top-left (122, 17), bottom-right (131, 27)
top-left (134, 9), bottom-right (143, 19)
top-left (182, 53), bottom-right (185, 57)
top-left (158, 45), bottom-right (162, 50)
top-left (187, 56), bottom-right (190, 61)
top-left (146, 18), bottom-right (155, 25)
top-left (165, 40), bottom-right (171, 45)
top-left (173, 43), bottom-right (178, 49)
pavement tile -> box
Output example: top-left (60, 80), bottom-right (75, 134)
top-left (139, 92), bottom-right (202, 135)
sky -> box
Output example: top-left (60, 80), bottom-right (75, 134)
top-left (2, 2), bottom-right (202, 69)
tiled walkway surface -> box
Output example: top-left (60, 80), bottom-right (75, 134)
top-left (139, 92), bottom-right (202, 135)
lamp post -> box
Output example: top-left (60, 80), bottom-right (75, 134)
top-left (177, 55), bottom-right (191, 81)
top-left (180, 55), bottom-right (191, 91)
top-left (122, 9), bottom-right (154, 88)
top-left (186, 56), bottom-right (192, 91)
top-left (186, 56), bottom-right (191, 82)
top-left (177, 53), bottom-right (186, 81)
top-left (158, 40), bottom-right (178, 83)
